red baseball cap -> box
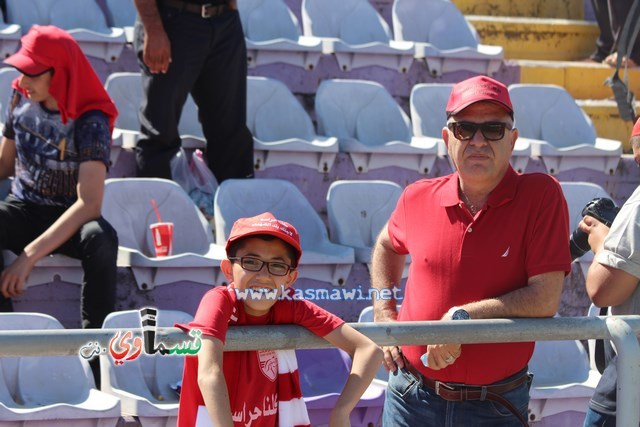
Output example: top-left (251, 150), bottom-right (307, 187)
top-left (446, 75), bottom-right (513, 117)
top-left (4, 26), bottom-right (63, 76)
top-left (226, 212), bottom-right (302, 264)
top-left (632, 117), bottom-right (640, 138)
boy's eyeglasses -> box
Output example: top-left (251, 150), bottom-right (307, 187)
top-left (229, 256), bottom-right (294, 276)
top-left (447, 121), bottom-right (512, 142)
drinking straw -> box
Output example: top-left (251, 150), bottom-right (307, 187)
top-left (151, 199), bottom-right (162, 223)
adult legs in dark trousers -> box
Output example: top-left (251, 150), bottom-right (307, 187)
top-left (133, 4), bottom-right (254, 181)
top-left (606, 0), bottom-right (640, 66)
top-left (591, 0), bottom-right (640, 66)
top-left (0, 197), bottom-right (118, 387)
top-left (590, 0), bottom-right (614, 62)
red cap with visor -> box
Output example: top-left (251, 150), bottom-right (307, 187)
top-left (446, 75), bottom-right (513, 117)
top-left (226, 212), bottom-right (302, 265)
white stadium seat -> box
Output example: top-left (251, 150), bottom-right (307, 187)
top-left (102, 178), bottom-right (226, 290)
top-left (326, 180), bottom-right (404, 266)
top-left (0, 312), bottom-right (120, 426)
top-left (237, 0), bottom-right (323, 70)
top-left (214, 178), bottom-right (355, 286)
top-left (247, 76), bottom-right (338, 172)
top-left (393, 0), bottom-right (503, 76)
top-left (6, 0), bottom-right (126, 62)
top-left (100, 309), bottom-right (193, 427)
top-left (301, 0), bottom-right (414, 72)
top-left (509, 84), bottom-right (622, 175)
top-left (528, 338), bottom-right (601, 425)
top-left (316, 79), bottom-right (439, 174)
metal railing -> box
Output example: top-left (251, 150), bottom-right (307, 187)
top-left (1, 316), bottom-right (639, 426)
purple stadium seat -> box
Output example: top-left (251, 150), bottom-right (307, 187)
top-left (296, 347), bottom-right (385, 426)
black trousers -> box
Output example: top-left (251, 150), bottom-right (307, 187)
top-left (133, 4), bottom-right (254, 182)
top-left (591, 0), bottom-right (640, 63)
top-left (0, 197), bottom-right (118, 330)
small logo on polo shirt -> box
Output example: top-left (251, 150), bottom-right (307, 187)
top-left (501, 247), bottom-right (510, 257)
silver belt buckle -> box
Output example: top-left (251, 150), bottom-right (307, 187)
top-left (201, 3), bottom-right (213, 18)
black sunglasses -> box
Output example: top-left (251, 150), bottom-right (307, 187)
top-left (229, 256), bottom-right (294, 276)
top-left (447, 121), bottom-right (513, 142)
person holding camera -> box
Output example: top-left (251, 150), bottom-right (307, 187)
top-left (579, 119), bottom-right (640, 427)
top-left (371, 75), bottom-right (572, 426)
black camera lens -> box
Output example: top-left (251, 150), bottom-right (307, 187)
top-left (568, 197), bottom-right (620, 261)
top-left (569, 228), bottom-right (591, 261)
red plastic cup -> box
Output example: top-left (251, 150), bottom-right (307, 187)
top-left (150, 222), bottom-right (174, 257)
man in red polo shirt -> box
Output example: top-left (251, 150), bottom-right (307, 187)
top-left (371, 75), bottom-right (572, 426)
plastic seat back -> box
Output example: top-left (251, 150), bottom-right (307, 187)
top-left (101, 309), bottom-right (193, 402)
top-left (393, 0), bottom-right (478, 49)
top-left (105, 0), bottom-right (137, 27)
top-left (102, 178), bottom-right (213, 257)
top-left (302, 0), bottom-right (392, 44)
top-left (49, 0), bottom-right (111, 33)
top-left (238, 0), bottom-right (301, 42)
top-left (409, 83), bottom-right (453, 138)
top-left (247, 76), bottom-right (316, 142)
top-left (214, 178), bottom-right (328, 250)
top-left (0, 67), bottom-right (19, 126)
top-left (509, 84), bottom-right (597, 149)
top-left (529, 340), bottom-right (591, 387)
top-left (296, 348), bottom-right (351, 396)
top-left (316, 79), bottom-right (411, 146)
top-left (0, 313), bottom-right (92, 405)
top-left (18, 355), bottom-right (91, 405)
top-left (327, 180), bottom-right (402, 261)
top-left (5, 0), bottom-right (52, 33)
top-left (104, 72), bottom-right (143, 131)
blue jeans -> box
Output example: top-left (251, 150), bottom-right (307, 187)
top-left (383, 367), bottom-right (531, 426)
top-left (583, 407), bottom-right (616, 427)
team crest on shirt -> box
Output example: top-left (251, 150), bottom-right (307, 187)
top-left (257, 350), bottom-right (278, 382)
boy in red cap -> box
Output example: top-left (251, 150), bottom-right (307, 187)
top-left (0, 25), bottom-right (119, 383)
top-left (177, 212), bottom-right (382, 427)
top-left (371, 75), bottom-right (571, 426)
top-left (579, 117), bottom-right (640, 426)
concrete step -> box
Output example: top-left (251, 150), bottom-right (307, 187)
top-left (452, 0), bottom-right (585, 19)
top-left (578, 99), bottom-right (639, 152)
top-left (516, 59), bottom-right (640, 100)
top-left (468, 16), bottom-right (598, 61)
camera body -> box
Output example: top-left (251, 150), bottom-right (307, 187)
top-left (569, 197), bottom-right (620, 261)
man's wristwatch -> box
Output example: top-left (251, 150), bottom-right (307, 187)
top-left (448, 306), bottom-right (470, 320)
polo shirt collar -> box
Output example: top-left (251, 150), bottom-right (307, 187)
top-left (440, 166), bottom-right (518, 208)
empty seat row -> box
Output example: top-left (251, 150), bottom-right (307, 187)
top-left (0, 0), bottom-right (501, 76)
top-left (241, 0), bottom-right (502, 75)
top-left (2, 0), bottom-right (127, 62)
top-left (61, 0), bottom-right (501, 75)
top-left (104, 71), bottom-right (623, 176)
top-left (0, 310), bottom-right (385, 427)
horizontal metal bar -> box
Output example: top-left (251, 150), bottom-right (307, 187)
top-left (1, 316), bottom-right (640, 357)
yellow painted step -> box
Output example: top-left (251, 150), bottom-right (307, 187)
top-left (468, 16), bottom-right (598, 61)
top-left (452, 0), bottom-right (584, 20)
top-left (517, 59), bottom-right (640, 101)
top-left (578, 99), bottom-right (639, 153)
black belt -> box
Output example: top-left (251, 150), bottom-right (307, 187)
top-left (163, 0), bottom-right (230, 18)
top-left (404, 359), bottom-right (530, 426)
